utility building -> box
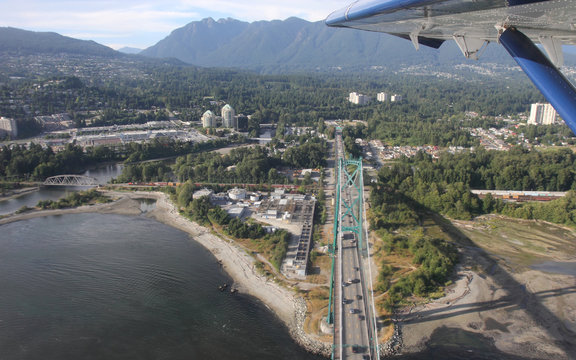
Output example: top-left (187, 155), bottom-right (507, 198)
top-left (528, 103), bottom-right (557, 125)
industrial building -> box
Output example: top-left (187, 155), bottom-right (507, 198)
top-left (257, 192), bottom-right (316, 278)
top-left (193, 188), bottom-right (214, 200)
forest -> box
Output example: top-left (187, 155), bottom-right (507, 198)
top-left (0, 137), bottom-right (237, 181)
top-left (114, 137), bottom-right (328, 185)
top-left (374, 146), bottom-right (576, 221)
top-left (36, 189), bottom-right (110, 210)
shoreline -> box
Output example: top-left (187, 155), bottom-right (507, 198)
top-left (4, 190), bottom-right (576, 358)
top-left (0, 190), bottom-right (332, 357)
top-left (0, 186), bottom-right (39, 202)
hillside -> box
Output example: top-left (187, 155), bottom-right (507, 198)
top-left (140, 17), bottom-right (524, 73)
top-left (0, 27), bottom-right (119, 57)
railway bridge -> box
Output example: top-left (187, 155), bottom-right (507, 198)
top-left (43, 175), bottom-right (99, 186)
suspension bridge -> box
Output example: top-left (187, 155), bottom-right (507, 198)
top-left (326, 129), bottom-right (379, 360)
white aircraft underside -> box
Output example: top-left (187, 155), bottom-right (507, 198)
top-left (326, 0), bottom-right (576, 134)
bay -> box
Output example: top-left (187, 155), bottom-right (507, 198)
top-left (0, 213), bottom-right (323, 360)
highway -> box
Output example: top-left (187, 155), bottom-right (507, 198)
top-left (332, 129), bottom-right (378, 360)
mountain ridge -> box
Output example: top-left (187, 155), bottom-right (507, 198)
top-left (0, 27), bottom-right (119, 57)
top-left (2, 20), bottom-right (576, 75)
top-left (139, 17), bottom-right (523, 72)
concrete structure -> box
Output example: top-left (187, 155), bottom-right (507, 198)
top-left (528, 103), bottom-right (557, 125)
top-left (376, 92), bottom-right (388, 102)
top-left (227, 206), bottom-right (246, 219)
top-left (0, 117), bottom-right (17, 138)
top-left (349, 92), bottom-right (370, 105)
top-left (201, 110), bottom-right (216, 128)
top-left (391, 94), bottom-right (403, 102)
top-left (221, 104), bottom-right (236, 129)
top-left (228, 187), bottom-right (246, 201)
top-left (193, 188), bottom-right (214, 200)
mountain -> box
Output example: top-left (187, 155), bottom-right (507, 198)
top-left (118, 47), bottom-right (142, 54)
top-left (140, 17), bottom-right (526, 73)
top-left (0, 27), bottom-right (119, 57)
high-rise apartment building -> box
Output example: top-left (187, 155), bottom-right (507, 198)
top-left (0, 117), bottom-right (17, 138)
top-left (377, 92), bottom-right (388, 102)
top-left (349, 92), bottom-right (370, 105)
top-left (221, 104), bottom-right (236, 129)
top-left (202, 110), bottom-right (216, 128)
top-left (528, 103), bottom-right (557, 125)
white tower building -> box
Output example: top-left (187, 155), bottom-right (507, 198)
top-left (202, 110), bottom-right (216, 128)
top-left (528, 103), bottom-right (557, 125)
top-left (221, 104), bottom-right (236, 129)
top-left (377, 92), bottom-right (388, 102)
top-left (0, 117), bottom-right (17, 138)
top-left (349, 92), bottom-right (370, 105)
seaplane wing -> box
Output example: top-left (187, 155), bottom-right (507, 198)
top-left (326, 0), bottom-right (576, 134)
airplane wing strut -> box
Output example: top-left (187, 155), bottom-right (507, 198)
top-left (326, 0), bottom-right (576, 134)
top-left (499, 27), bottom-right (576, 134)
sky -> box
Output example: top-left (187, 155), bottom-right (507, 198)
top-left (0, 0), bottom-right (353, 50)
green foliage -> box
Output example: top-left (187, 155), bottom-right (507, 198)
top-left (498, 191), bottom-right (576, 226)
top-left (376, 146), bottom-right (576, 221)
top-left (36, 189), bottom-right (109, 209)
top-left (15, 205), bottom-right (32, 214)
top-left (261, 230), bottom-right (290, 271)
top-left (173, 145), bottom-right (283, 184)
top-left (0, 143), bottom-right (88, 180)
top-left (371, 184), bottom-right (458, 307)
top-left (283, 141), bottom-right (327, 168)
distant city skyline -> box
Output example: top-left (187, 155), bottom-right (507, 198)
top-left (0, 0), bottom-right (352, 50)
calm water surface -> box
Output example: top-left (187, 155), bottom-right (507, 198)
top-left (0, 213), bottom-right (324, 360)
top-left (0, 164), bottom-right (123, 216)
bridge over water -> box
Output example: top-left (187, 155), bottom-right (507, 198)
top-left (327, 130), bottom-right (379, 360)
top-left (43, 175), bottom-right (99, 186)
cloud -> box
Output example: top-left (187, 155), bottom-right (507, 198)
top-left (0, 0), bottom-right (353, 48)
top-left (181, 0), bottom-right (351, 22)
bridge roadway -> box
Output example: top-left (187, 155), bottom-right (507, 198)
top-left (332, 131), bottom-right (378, 360)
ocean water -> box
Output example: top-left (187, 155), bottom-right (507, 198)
top-left (0, 213), bottom-right (323, 360)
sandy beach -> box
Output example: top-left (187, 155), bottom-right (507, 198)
top-left (0, 190), bottom-right (332, 357)
top-left (395, 216), bottom-right (576, 359)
